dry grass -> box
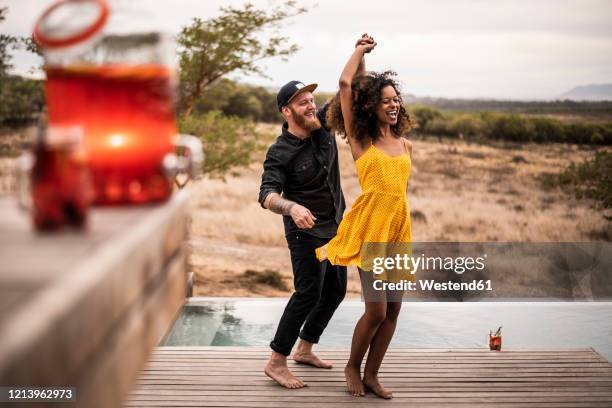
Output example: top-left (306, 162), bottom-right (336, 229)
top-left (1, 124), bottom-right (609, 297)
top-left (0, 126), bottom-right (35, 195)
top-left (187, 128), bottom-right (610, 296)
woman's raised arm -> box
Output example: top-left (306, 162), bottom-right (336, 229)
top-left (339, 35), bottom-right (376, 161)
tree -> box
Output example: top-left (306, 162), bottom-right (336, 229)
top-left (0, 7), bottom-right (18, 77)
top-left (0, 7), bottom-right (44, 125)
top-left (179, 110), bottom-right (267, 179)
top-left (177, 1), bottom-right (306, 117)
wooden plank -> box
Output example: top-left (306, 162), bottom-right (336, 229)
top-left (125, 402), bottom-right (612, 408)
top-left (127, 347), bottom-right (612, 407)
top-left (126, 396), bottom-right (612, 403)
top-left (143, 361), bottom-right (612, 368)
top-left (132, 383), bottom-right (612, 390)
top-left (153, 346), bottom-right (595, 355)
top-left (149, 349), bottom-right (606, 356)
top-left (123, 404), bottom-right (612, 408)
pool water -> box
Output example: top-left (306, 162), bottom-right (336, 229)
top-left (163, 298), bottom-right (612, 362)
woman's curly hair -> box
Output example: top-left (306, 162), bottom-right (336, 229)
top-left (326, 70), bottom-right (417, 145)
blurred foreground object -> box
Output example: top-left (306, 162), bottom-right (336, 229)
top-left (17, 123), bottom-right (93, 231)
top-left (0, 190), bottom-right (190, 407)
top-left (33, 0), bottom-right (202, 205)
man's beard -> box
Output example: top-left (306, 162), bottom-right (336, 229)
top-left (291, 107), bottom-right (321, 131)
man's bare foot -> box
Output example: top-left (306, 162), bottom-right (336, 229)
top-left (363, 375), bottom-right (393, 399)
top-left (292, 350), bottom-right (333, 369)
top-left (344, 365), bottom-right (365, 396)
top-left (264, 359), bottom-right (307, 389)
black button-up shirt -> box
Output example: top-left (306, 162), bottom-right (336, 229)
top-left (258, 106), bottom-right (346, 239)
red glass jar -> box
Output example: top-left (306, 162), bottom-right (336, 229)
top-left (34, 0), bottom-right (181, 205)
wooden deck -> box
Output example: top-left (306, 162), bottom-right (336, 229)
top-left (0, 193), bottom-right (190, 407)
top-left (126, 346), bottom-right (612, 407)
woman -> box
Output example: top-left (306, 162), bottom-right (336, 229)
top-left (316, 35), bottom-right (416, 399)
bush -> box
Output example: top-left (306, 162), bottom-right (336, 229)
top-left (0, 75), bottom-right (44, 124)
top-left (243, 269), bottom-right (287, 290)
top-left (179, 110), bottom-right (268, 179)
top-left (448, 113), bottom-right (485, 138)
top-left (424, 117), bottom-right (455, 138)
top-left (411, 105), bottom-right (443, 130)
top-left (181, 79), bottom-right (282, 124)
top-left (531, 117), bottom-right (565, 143)
top-left (489, 114), bottom-right (536, 142)
top-left (557, 151), bottom-right (612, 213)
top-left (414, 107), bottom-right (612, 146)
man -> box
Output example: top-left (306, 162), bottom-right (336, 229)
top-left (259, 80), bottom-right (346, 389)
top-left (258, 35), bottom-right (372, 390)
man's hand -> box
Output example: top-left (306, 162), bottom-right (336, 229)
top-left (290, 204), bottom-right (317, 229)
top-left (264, 193), bottom-right (316, 229)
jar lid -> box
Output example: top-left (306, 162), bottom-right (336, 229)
top-left (33, 0), bottom-right (109, 49)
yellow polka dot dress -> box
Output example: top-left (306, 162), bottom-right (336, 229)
top-left (316, 142), bottom-right (412, 281)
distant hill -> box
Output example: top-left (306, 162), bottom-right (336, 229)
top-left (560, 84), bottom-right (612, 101)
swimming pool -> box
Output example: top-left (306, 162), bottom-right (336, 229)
top-left (163, 298), bottom-right (612, 362)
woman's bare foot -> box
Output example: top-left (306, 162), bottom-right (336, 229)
top-left (292, 351), bottom-right (333, 369)
top-left (363, 375), bottom-right (393, 399)
top-left (344, 365), bottom-right (365, 396)
top-left (264, 358), bottom-right (307, 389)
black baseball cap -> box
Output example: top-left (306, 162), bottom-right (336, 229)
top-left (277, 80), bottom-right (318, 111)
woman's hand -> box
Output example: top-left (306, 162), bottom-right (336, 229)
top-left (339, 33), bottom-right (376, 160)
top-left (356, 33), bottom-right (376, 53)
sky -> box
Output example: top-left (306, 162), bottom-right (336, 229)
top-left (2, 0), bottom-right (612, 100)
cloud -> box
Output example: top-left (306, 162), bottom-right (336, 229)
top-left (3, 0), bottom-right (611, 99)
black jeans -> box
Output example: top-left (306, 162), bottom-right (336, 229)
top-left (270, 231), bottom-right (347, 356)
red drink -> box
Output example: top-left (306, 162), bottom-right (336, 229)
top-left (44, 64), bottom-right (177, 205)
top-left (30, 127), bottom-right (92, 230)
top-left (489, 334), bottom-right (502, 351)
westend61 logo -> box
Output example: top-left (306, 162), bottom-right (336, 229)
top-left (359, 242), bottom-right (612, 301)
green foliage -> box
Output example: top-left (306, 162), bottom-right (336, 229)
top-left (489, 114), bottom-right (535, 142)
top-left (531, 117), bottom-right (565, 143)
top-left (413, 107), bottom-right (612, 146)
top-left (1, 7), bottom-right (44, 124)
top-left (449, 114), bottom-right (485, 139)
top-left (1, 7), bottom-right (41, 76)
top-left (0, 75), bottom-right (44, 124)
top-left (557, 151), bottom-right (612, 214)
top-left (409, 96), bottom-right (612, 117)
top-left (177, 1), bottom-right (306, 116)
top-left (188, 79), bottom-right (282, 123)
top-left (0, 7), bottom-right (18, 76)
top-left (179, 110), bottom-right (268, 179)
top-left (411, 105), bottom-right (443, 130)
top-left (185, 82), bottom-right (338, 125)
top-left (175, 1), bottom-right (308, 178)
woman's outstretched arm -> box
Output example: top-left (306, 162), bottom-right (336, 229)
top-left (355, 36), bottom-right (367, 77)
top-left (339, 35), bottom-right (376, 161)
